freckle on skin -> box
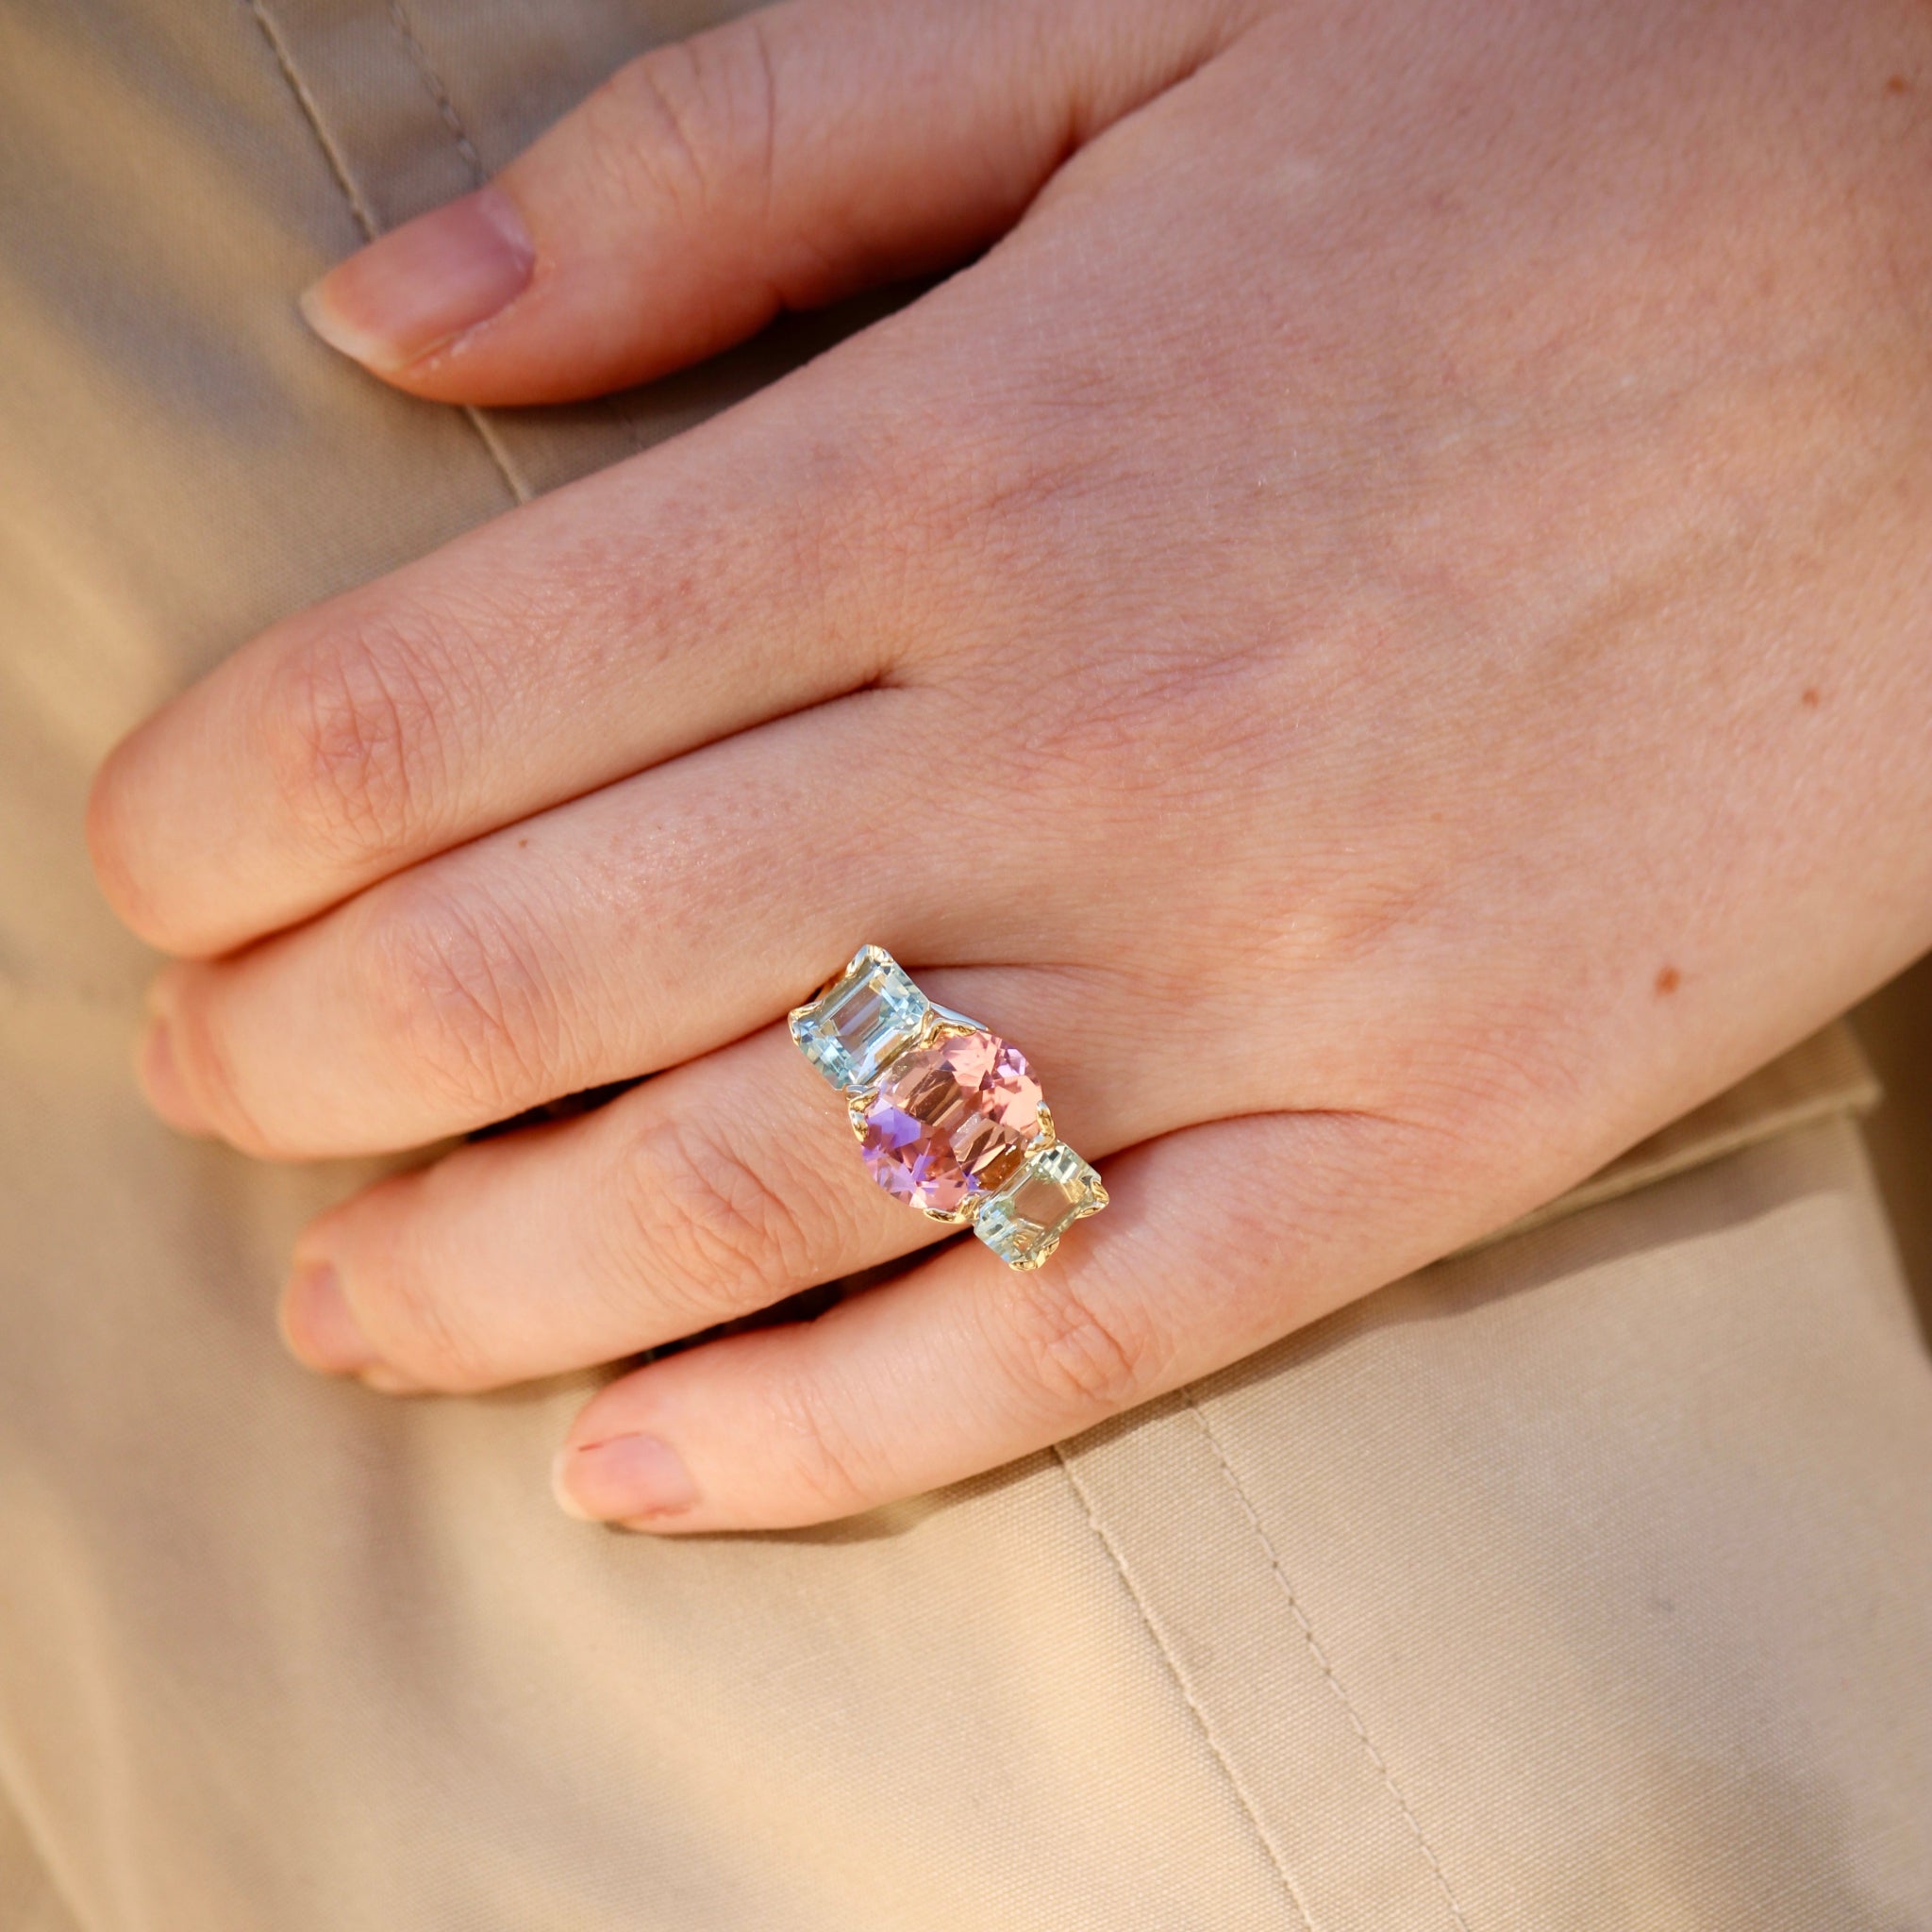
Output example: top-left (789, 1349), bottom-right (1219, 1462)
top-left (518, 836), bottom-right (530, 848)
top-left (1887, 74), bottom-right (1912, 94)
top-left (1801, 687), bottom-right (1822, 709)
top-left (1655, 965), bottom-right (1681, 996)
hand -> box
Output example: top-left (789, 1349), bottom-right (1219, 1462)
top-left (88, 0), bottom-right (1932, 1530)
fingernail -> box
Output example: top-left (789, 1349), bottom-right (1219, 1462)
top-left (136, 1017), bottom-right (210, 1135)
top-left (281, 1261), bottom-right (380, 1376)
top-left (299, 186), bottom-right (535, 373)
top-left (552, 1435), bottom-right (698, 1524)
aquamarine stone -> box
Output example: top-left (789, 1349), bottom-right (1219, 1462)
top-left (974, 1142), bottom-right (1107, 1270)
top-left (790, 946), bottom-right (930, 1092)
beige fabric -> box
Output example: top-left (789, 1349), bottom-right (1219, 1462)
top-left (2, 5), bottom-right (1930, 1926)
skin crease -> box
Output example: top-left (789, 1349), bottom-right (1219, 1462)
top-left (87, 0), bottom-right (1932, 1529)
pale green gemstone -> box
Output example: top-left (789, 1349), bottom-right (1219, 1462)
top-left (790, 945), bottom-right (929, 1092)
top-left (974, 1142), bottom-right (1107, 1269)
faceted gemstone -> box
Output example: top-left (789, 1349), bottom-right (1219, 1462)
top-left (858, 1031), bottom-right (1044, 1214)
top-left (974, 1143), bottom-right (1108, 1270)
top-left (790, 946), bottom-right (929, 1091)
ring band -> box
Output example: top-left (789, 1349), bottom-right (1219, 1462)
top-left (789, 945), bottom-right (1107, 1271)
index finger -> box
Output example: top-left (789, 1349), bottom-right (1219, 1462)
top-left (85, 381), bottom-right (903, 959)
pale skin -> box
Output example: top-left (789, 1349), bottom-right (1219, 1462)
top-left (87, 0), bottom-right (1932, 1531)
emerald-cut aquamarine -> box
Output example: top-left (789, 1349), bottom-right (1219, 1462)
top-left (789, 945), bottom-right (930, 1092)
top-left (974, 1142), bottom-right (1108, 1270)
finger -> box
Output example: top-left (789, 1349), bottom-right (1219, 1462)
top-left (547, 1108), bottom-right (1501, 1533)
top-left (138, 696), bottom-right (948, 1158)
top-left (86, 389), bottom-right (903, 960)
top-left (297, 0), bottom-right (1253, 405)
top-left (276, 965), bottom-right (1179, 1393)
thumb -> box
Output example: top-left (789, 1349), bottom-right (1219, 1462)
top-left (298, 0), bottom-right (1252, 406)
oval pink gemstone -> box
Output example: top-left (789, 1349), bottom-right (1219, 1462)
top-left (859, 1032), bottom-right (1043, 1213)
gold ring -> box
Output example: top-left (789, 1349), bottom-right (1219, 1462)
top-left (789, 945), bottom-right (1107, 1271)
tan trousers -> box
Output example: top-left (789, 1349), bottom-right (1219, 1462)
top-left (2, 5), bottom-right (1929, 1926)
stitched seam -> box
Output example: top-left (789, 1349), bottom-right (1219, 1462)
top-left (385, 0), bottom-right (486, 177)
top-left (242, 0), bottom-right (377, 230)
top-left (378, 0), bottom-right (547, 486)
top-left (1184, 1392), bottom-right (1475, 1932)
top-left (242, 0), bottom-right (528, 506)
top-left (1054, 1442), bottom-right (1320, 1932)
top-left (381, 0), bottom-right (649, 461)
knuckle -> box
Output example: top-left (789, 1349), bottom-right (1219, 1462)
top-left (589, 22), bottom-right (778, 223)
top-left (259, 609), bottom-right (459, 870)
top-left (84, 748), bottom-right (164, 941)
top-left (757, 1364), bottom-right (876, 1519)
top-left (163, 979), bottom-right (276, 1156)
top-left (355, 886), bottom-right (558, 1122)
top-left (615, 1113), bottom-right (820, 1316)
top-left (853, 418), bottom-right (1116, 679)
top-left (361, 1257), bottom-right (494, 1391)
top-left (993, 1269), bottom-right (1165, 1415)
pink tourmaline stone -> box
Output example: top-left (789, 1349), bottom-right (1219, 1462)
top-left (859, 1031), bottom-right (1044, 1214)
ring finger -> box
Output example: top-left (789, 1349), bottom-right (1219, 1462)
top-left (278, 962), bottom-right (1187, 1394)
